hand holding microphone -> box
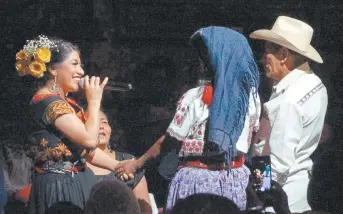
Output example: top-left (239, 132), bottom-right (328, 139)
top-left (79, 77), bottom-right (133, 92)
top-left (82, 76), bottom-right (109, 103)
top-left (79, 76), bottom-right (108, 103)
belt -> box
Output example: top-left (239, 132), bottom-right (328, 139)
top-left (35, 167), bottom-right (79, 174)
top-left (179, 156), bottom-right (245, 170)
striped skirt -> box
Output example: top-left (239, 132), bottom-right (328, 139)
top-left (165, 165), bottom-right (250, 211)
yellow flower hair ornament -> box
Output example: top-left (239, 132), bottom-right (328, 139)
top-left (15, 35), bottom-right (58, 78)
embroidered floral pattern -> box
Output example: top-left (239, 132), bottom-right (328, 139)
top-left (30, 91), bottom-right (87, 172)
top-left (170, 94), bottom-right (192, 127)
top-left (44, 147), bottom-right (63, 159)
top-left (55, 143), bottom-right (72, 157)
top-left (40, 138), bottom-right (48, 147)
top-left (31, 93), bottom-right (57, 104)
top-left (38, 139), bottom-right (73, 160)
top-left (43, 100), bottom-right (74, 124)
top-left (173, 102), bottom-right (188, 127)
top-left (179, 121), bottom-right (206, 156)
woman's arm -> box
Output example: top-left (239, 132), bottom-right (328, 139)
top-left (54, 102), bottom-right (101, 150)
top-left (52, 76), bottom-right (105, 150)
top-left (136, 135), bottom-right (166, 168)
top-left (133, 176), bottom-right (152, 214)
top-left (54, 114), bottom-right (137, 176)
top-left (85, 148), bottom-right (119, 171)
top-left (115, 134), bottom-right (182, 176)
top-left (53, 104), bottom-right (138, 176)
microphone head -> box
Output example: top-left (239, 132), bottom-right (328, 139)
top-left (78, 77), bottom-right (85, 89)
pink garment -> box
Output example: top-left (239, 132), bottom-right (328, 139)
top-left (252, 106), bottom-right (271, 156)
top-left (320, 123), bottom-right (331, 143)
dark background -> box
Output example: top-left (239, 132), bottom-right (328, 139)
top-left (0, 0), bottom-right (342, 143)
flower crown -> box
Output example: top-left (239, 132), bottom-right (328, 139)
top-left (15, 35), bottom-right (59, 78)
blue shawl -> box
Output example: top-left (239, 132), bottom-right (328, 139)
top-left (190, 26), bottom-right (259, 164)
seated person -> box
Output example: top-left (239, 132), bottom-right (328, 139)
top-left (86, 110), bottom-right (151, 214)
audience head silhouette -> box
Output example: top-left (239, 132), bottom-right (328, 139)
top-left (85, 180), bottom-right (141, 214)
top-left (170, 193), bottom-right (242, 214)
top-left (45, 202), bottom-right (83, 214)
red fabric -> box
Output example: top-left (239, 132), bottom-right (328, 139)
top-left (16, 184), bottom-right (32, 203)
top-left (230, 155), bottom-right (245, 168)
top-left (31, 93), bottom-right (60, 103)
top-left (179, 156), bottom-right (245, 170)
top-left (201, 84), bottom-right (213, 106)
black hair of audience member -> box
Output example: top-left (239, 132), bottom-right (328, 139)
top-left (170, 193), bottom-right (242, 214)
top-left (44, 202), bottom-right (83, 214)
top-left (85, 180), bottom-right (141, 214)
top-left (307, 144), bottom-right (343, 213)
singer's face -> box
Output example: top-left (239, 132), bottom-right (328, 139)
top-left (56, 51), bottom-right (84, 93)
top-left (98, 111), bottom-right (112, 145)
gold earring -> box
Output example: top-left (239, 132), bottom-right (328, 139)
top-left (52, 76), bottom-right (60, 94)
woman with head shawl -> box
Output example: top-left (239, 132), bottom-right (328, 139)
top-left (115, 27), bottom-right (261, 211)
top-left (164, 27), bottom-right (261, 211)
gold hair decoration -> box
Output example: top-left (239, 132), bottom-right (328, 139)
top-left (15, 35), bottom-right (58, 78)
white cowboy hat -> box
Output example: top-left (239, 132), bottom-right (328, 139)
top-left (249, 16), bottom-right (323, 63)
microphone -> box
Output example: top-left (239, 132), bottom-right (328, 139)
top-left (78, 78), bottom-right (133, 92)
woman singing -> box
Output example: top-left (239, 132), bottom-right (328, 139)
top-left (14, 35), bottom-right (138, 213)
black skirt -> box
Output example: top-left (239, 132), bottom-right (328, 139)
top-left (28, 168), bottom-right (97, 214)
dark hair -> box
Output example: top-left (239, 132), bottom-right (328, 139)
top-left (34, 37), bottom-right (80, 88)
top-left (190, 32), bottom-right (215, 81)
top-left (85, 180), bottom-right (141, 214)
top-left (45, 202), bottom-right (83, 214)
top-left (170, 193), bottom-right (242, 214)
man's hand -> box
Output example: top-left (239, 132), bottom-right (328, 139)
top-left (145, 135), bottom-right (166, 159)
top-left (114, 158), bottom-right (137, 180)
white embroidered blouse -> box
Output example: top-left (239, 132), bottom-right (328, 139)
top-left (166, 86), bottom-right (261, 157)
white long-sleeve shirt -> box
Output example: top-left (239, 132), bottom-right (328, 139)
top-left (255, 63), bottom-right (327, 179)
top-left (253, 62), bottom-right (328, 212)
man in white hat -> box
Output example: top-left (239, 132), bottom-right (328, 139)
top-left (250, 16), bottom-right (328, 213)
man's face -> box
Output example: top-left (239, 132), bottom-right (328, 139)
top-left (263, 42), bottom-right (284, 81)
